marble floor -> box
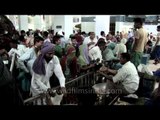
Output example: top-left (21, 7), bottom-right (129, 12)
top-left (148, 60), bottom-right (160, 71)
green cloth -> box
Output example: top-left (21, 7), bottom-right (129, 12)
top-left (77, 44), bottom-right (89, 67)
top-left (18, 71), bottom-right (30, 92)
top-left (103, 47), bottom-right (116, 61)
top-left (107, 42), bottom-right (116, 50)
top-left (78, 56), bottom-right (87, 67)
top-left (131, 51), bottom-right (143, 68)
top-left (54, 45), bottom-right (63, 60)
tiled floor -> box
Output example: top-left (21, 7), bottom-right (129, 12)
top-left (148, 60), bottom-right (160, 71)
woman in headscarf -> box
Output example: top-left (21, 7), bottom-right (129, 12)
top-left (31, 42), bottom-right (66, 105)
top-left (60, 45), bottom-right (79, 80)
top-left (78, 43), bottom-right (90, 67)
top-left (77, 38), bottom-right (95, 74)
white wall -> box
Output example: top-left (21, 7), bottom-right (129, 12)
top-left (53, 15), bottom-right (73, 39)
top-left (115, 22), bottom-right (123, 34)
top-left (64, 15), bottom-right (73, 39)
top-left (115, 21), bottom-right (159, 37)
top-left (34, 15), bottom-right (44, 30)
top-left (115, 22), bottom-right (134, 34)
top-left (95, 15), bottom-right (110, 37)
top-left (44, 15), bottom-right (53, 30)
top-left (122, 22), bottom-right (134, 33)
top-left (28, 16), bottom-right (34, 30)
top-left (53, 15), bottom-right (65, 33)
top-left (18, 15), bottom-right (28, 31)
top-left (81, 22), bottom-right (95, 34)
top-left (73, 16), bottom-right (81, 25)
top-left (143, 25), bottom-right (157, 36)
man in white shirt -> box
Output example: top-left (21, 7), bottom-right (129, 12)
top-left (83, 32), bottom-right (98, 50)
top-left (113, 37), bottom-right (127, 58)
top-left (8, 38), bottom-right (29, 69)
top-left (89, 45), bottom-right (102, 63)
top-left (13, 35), bottom-right (29, 53)
top-left (88, 36), bottom-right (104, 63)
top-left (98, 53), bottom-right (139, 95)
top-left (18, 36), bottom-right (44, 75)
top-left (31, 42), bottom-right (66, 105)
top-left (8, 39), bottom-right (28, 59)
top-left (8, 40), bottom-right (27, 70)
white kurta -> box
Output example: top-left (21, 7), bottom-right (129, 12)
top-left (113, 61), bottom-right (139, 93)
top-left (8, 44), bottom-right (29, 69)
top-left (31, 55), bottom-right (65, 105)
top-left (114, 43), bottom-right (127, 58)
top-left (8, 44), bottom-right (29, 58)
top-left (18, 47), bottom-right (37, 75)
top-left (89, 46), bottom-right (102, 62)
top-left (83, 36), bottom-right (98, 50)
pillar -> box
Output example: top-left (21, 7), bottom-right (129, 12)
top-left (95, 15), bottom-right (110, 37)
top-left (18, 15), bottom-right (28, 31)
top-left (81, 15), bottom-right (96, 34)
top-left (34, 15), bottom-right (44, 30)
top-left (53, 15), bottom-right (73, 39)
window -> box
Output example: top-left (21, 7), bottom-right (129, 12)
top-left (56, 25), bottom-right (62, 29)
top-left (145, 16), bottom-right (157, 25)
top-left (73, 17), bottom-right (79, 23)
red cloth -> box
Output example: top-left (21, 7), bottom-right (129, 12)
top-left (60, 56), bottom-right (78, 79)
top-left (75, 34), bottom-right (83, 45)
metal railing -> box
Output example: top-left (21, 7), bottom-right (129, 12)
top-left (24, 71), bottom-right (97, 105)
top-left (24, 69), bottom-right (160, 105)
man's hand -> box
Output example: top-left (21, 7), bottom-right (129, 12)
top-left (99, 66), bottom-right (108, 72)
top-left (56, 87), bottom-right (67, 95)
top-left (47, 88), bottom-right (56, 97)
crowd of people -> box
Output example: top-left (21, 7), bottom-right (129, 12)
top-left (0, 17), bottom-right (160, 105)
